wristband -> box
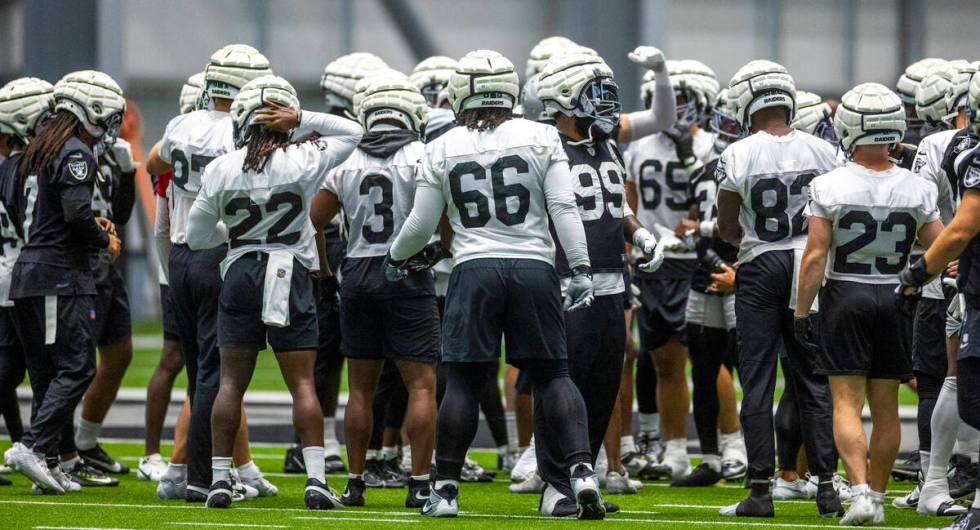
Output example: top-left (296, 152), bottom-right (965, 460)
top-left (699, 221), bottom-right (715, 238)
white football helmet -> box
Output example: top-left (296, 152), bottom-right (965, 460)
top-left (357, 73), bottom-right (428, 134)
top-left (896, 57), bottom-right (947, 104)
top-left (448, 50), bottom-right (520, 114)
top-left (640, 61), bottom-right (707, 126)
top-left (708, 88), bottom-right (744, 153)
top-left (678, 59), bottom-right (720, 120)
top-left (54, 70), bottom-right (126, 141)
top-left (179, 72), bottom-right (205, 114)
top-left (0, 77), bottom-right (55, 144)
top-left (409, 56), bottom-right (458, 107)
top-left (230, 75), bottom-right (300, 145)
top-left (968, 71), bottom-right (980, 134)
top-left (915, 62), bottom-right (959, 130)
top-left (834, 82), bottom-right (905, 152)
top-left (728, 60), bottom-right (795, 129)
top-left (791, 90), bottom-right (836, 143)
top-left (943, 61), bottom-right (978, 125)
top-left (520, 73), bottom-right (549, 123)
top-left (204, 44), bottom-right (272, 101)
top-left (320, 52), bottom-right (389, 115)
top-left (525, 36), bottom-right (578, 80)
top-left (538, 52), bottom-right (620, 137)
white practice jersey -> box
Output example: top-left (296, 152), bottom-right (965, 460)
top-left (322, 141), bottom-right (425, 258)
top-left (912, 129), bottom-right (966, 224)
top-left (194, 135), bottom-right (356, 277)
top-left (624, 129), bottom-right (716, 260)
top-left (418, 118), bottom-right (568, 266)
top-left (158, 110), bottom-right (235, 245)
top-left (809, 163), bottom-right (938, 284)
top-left (717, 130), bottom-right (840, 263)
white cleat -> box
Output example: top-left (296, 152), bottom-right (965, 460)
top-left (803, 473), bottom-right (852, 502)
top-left (137, 454), bottom-right (167, 481)
top-left (595, 448), bottom-right (608, 485)
top-left (5, 443), bottom-right (63, 494)
top-left (510, 438), bottom-right (537, 482)
top-left (509, 471), bottom-right (545, 493)
top-left (840, 492), bottom-right (875, 526)
top-left (421, 483), bottom-right (458, 518)
top-left (605, 471), bottom-right (638, 494)
top-left (157, 465), bottom-right (187, 500)
top-left (893, 482), bottom-right (920, 509)
top-left (720, 432), bottom-right (748, 480)
top-left (773, 477), bottom-right (810, 500)
top-left (570, 464), bottom-right (605, 520)
top-left (539, 483), bottom-right (578, 517)
top-left (31, 465), bottom-right (79, 494)
top-left (240, 473), bottom-right (278, 497)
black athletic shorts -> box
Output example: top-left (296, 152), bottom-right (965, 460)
top-left (0, 306), bottom-right (19, 348)
top-left (93, 266), bottom-right (131, 346)
top-left (159, 283), bottom-right (180, 342)
top-left (817, 279), bottom-right (912, 380)
top-left (217, 253), bottom-right (318, 352)
top-left (913, 297), bottom-right (951, 379)
top-left (442, 258), bottom-right (566, 365)
top-left (959, 306), bottom-right (980, 361)
top-left (340, 294), bottom-right (440, 362)
top-left (636, 276), bottom-right (689, 351)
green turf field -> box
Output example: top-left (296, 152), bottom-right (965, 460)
top-left (0, 439), bottom-right (957, 529)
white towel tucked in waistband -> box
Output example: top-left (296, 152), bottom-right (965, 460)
top-left (262, 250), bottom-right (293, 328)
top-left (789, 247), bottom-right (818, 313)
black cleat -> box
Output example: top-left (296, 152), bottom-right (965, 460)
top-left (305, 478), bottom-right (344, 510)
top-left (604, 501), bottom-right (620, 513)
top-left (283, 444), bottom-right (305, 474)
top-left (324, 454), bottom-right (346, 474)
top-left (671, 463), bottom-right (723, 487)
top-left (720, 494), bottom-right (775, 518)
top-left (186, 487), bottom-right (208, 503)
top-left (78, 444), bottom-right (129, 474)
top-left (67, 460), bottom-right (118, 487)
top-left (816, 483), bottom-right (844, 518)
top-left (381, 457), bottom-right (407, 488)
top-left (340, 477), bottom-right (365, 506)
top-left (0, 475), bottom-right (11, 486)
top-left (892, 452), bottom-right (920, 482)
top-left (950, 455), bottom-right (978, 500)
top-left (942, 509), bottom-right (980, 529)
top-left (405, 477), bottom-right (431, 508)
top-left (206, 480), bottom-right (233, 509)
top-left (363, 458), bottom-right (386, 488)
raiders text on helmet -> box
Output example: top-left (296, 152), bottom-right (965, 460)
top-left (54, 70), bottom-right (126, 140)
top-left (834, 82), bottom-right (906, 152)
top-left (230, 75), bottom-right (300, 146)
top-left (205, 44), bottom-right (272, 101)
top-left (357, 73), bottom-right (429, 134)
top-left (0, 77), bottom-right (55, 143)
top-left (448, 50), bottom-right (520, 114)
top-left (728, 60), bottom-right (796, 129)
top-left (179, 72), bottom-right (205, 115)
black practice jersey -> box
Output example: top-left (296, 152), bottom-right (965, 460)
top-left (955, 146), bottom-right (980, 308)
top-left (89, 151), bottom-right (136, 287)
top-left (689, 158), bottom-right (739, 293)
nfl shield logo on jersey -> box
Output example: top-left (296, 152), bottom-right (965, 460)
top-left (276, 267), bottom-right (286, 279)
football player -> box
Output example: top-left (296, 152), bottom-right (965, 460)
top-left (796, 82), bottom-right (943, 526)
top-left (790, 91), bottom-right (837, 144)
top-left (0, 77), bottom-right (55, 488)
top-left (715, 60), bottom-right (841, 518)
top-left (310, 73), bottom-right (438, 508)
top-left (899, 62), bottom-right (980, 516)
top-left (896, 72), bottom-right (980, 530)
top-left (387, 49), bottom-right (602, 519)
top-left (534, 49), bottom-right (666, 506)
top-left (897, 58), bottom-right (948, 146)
top-left (1, 70), bottom-right (122, 494)
top-left (185, 74), bottom-right (362, 509)
top-left (145, 44), bottom-right (275, 502)
top-left (624, 60), bottom-right (718, 481)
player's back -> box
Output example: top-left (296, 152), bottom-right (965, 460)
top-left (717, 129), bottom-right (840, 263)
top-left (810, 163), bottom-right (937, 284)
top-left (420, 118), bottom-right (566, 266)
top-left (158, 110), bottom-right (234, 244)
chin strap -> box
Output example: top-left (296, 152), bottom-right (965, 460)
top-left (566, 122), bottom-right (596, 146)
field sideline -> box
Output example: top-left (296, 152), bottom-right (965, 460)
top-left (0, 440), bottom-right (956, 529)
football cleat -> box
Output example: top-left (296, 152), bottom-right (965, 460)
top-left (803, 473), bottom-right (852, 502)
top-left (324, 454), bottom-right (346, 474)
top-left (815, 485), bottom-right (844, 518)
top-left (949, 455), bottom-right (978, 500)
top-left (570, 464), bottom-right (604, 520)
top-left (511, 440), bottom-right (537, 482)
top-left (381, 457), bottom-right (408, 488)
top-left (363, 458), bottom-right (386, 488)
top-left (0, 475), bottom-right (10, 486)
top-left (942, 510), bottom-right (980, 530)
top-left (620, 451), bottom-right (648, 476)
top-left (157, 466), bottom-right (187, 500)
top-left (719, 494), bottom-right (775, 517)
top-left (238, 469), bottom-right (277, 497)
top-left (509, 471), bottom-right (545, 493)
top-left (305, 478), bottom-right (345, 510)
top-left (66, 460), bottom-right (118, 487)
top-left (283, 444), bottom-right (305, 474)
top-left (405, 477), bottom-right (431, 508)
top-left (206, 480), bottom-right (234, 509)
top-left (840, 492), bottom-right (874, 526)
top-left (36, 464), bottom-right (80, 494)
top-left (638, 431), bottom-right (665, 464)
top-left (498, 450), bottom-right (520, 473)
top-left (460, 457), bottom-right (493, 482)
top-left (605, 471), bottom-right (639, 494)
top-left (671, 462), bottom-right (723, 487)
top-left (421, 483), bottom-right (459, 518)
top-left (720, 432), bottom-right (748, 481)
top-left (640, 455), bottom-right (690, 481)
top-left (137, 454), bottom-right (167, 481)
top-left (772, 477), bottom-right (810, 500)
top-left (721, 457), bottom-right (747, 481)
top-left (340, 476), bottom-right (366, 507)
top-left (185, 485), bottom-right (209, 503)
top-left (539, 483), bottom-right (577, 517)
top-left (78, 444), bottom-right (129, 474)
top-left (4, 443), bottom-right (63, 494)
top-left (892, 452), bottom-right (921, 482)
top-left (893, 481), bottom-right (921, 509)
top-left (229, 471), bottom-right (258, 500)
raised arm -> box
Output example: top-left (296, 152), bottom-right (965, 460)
top-left (618, 46), bottom-right (677, 143)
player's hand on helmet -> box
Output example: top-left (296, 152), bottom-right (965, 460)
top-left (793, 313), bottom-right (820, 353)
top-left (632, 228), bottom-right (664, 273)
top-left (254, 100), bottom-right (300, 133)
top-left (663, 124), bottom-right (697, 166)
top-left (628, 46), bottom-right (667, 73)
top-left (108, 138), bottom-right (137, 173)
top-left (895, 256), bottom-right (931, 315)
top-left (106, 233), bottom-right (121, 262)
top-left (564, 266), bottom-right (595, 312)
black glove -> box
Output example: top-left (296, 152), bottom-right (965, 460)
top-left (401, 241), bottom-right (451, 272)
top-left (895, 257), bottom-right (931, 315)
top-left (793, 314), bottom-right (820, 353)
top-left (663, 124), bottom-right (696, 166)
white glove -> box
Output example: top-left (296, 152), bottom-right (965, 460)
top-left (633, 228), bottom-right (665, 273)
top-left (563, 268), bottom-right (595, 312)
top-left (653, 223), bottom-right (689, 253)
top-left (628, 45), bottom-right (666, 73)
top-left (109, 138), bottom-right (137, 173)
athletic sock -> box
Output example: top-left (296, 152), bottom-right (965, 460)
top-left (665, 438), bottom-right (688, 460)
top-left (869, 489), bottom-right (885, 505)
top-left (75, 419), bottom-right (101, 451)
top-left (411, 474), bottom-right (430, 482)
top-left (621, 435), bottom-right (637, 455)
top-left (323, 418), bottom-right (340, 457)
top-left (638, 413), bottom-right (660, 436)
top-left (212, 456), bottom-right (232, 484)
top-left (497, 445), bottom-right (508, 456)
top-left (303, 446), bottom-right (325, 482)
top-left (237, 460), bottom-right (261, 480)
top-left (60, 456), bottom-right (80, 473)
top-left (973, 490), bottom-right (980, 509)
top-left (365, 449), bottom-right (379, 461)
top-left (922, 377), bottom-right (960, 506)
top-left (919, 450), bottom-right (931, 485)
top-left (381, 446), bottom-right (398, 461)
top-left (348, 473), bottom-right (363, 480)
top-left (505, 411), bottom-right (519, 452)
top-left (164, 463), bottom-right (186, 480)
top-left (702, 454), bottom-right (721, 472)
top-left (957, 425), bottom-right (980, 463)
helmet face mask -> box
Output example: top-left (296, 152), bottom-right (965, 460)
top-left (674, 89), bottom-right (700, 127)
top-left (812, 117), bottom-right (838, 144)
top-left (709, 100), bottom-right (744, 152)
top-left (574, 77), bottom-right (621, 135)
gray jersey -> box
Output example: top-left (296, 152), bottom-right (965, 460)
top-left (417, 118), bottom-right (569, 266)
top-left (158, 110), bottom-right (235, 245)
top-left (624, 128), bottom-right (716, 259)
top-left (717, 130), bottom-right (840, 263)
top-left (809, 163), bottom-right (939, 284)
top-left (322, 141), bottom-right (425, 258)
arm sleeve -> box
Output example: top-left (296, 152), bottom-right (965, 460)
top-left (389, 185), bottom-right (445, 261)
top-left (185, 197), bottom-right (226, 250)
top-left (624, 71), bottom-right (677, 140)
top-left (544, 161), bottom-right (590, 269)
top-left (61, 184), bottom-right (109, 249)
top-left (296, 111), bottom-right (364, 184)
top-left (110, 170), bottom-right (136, 225)
top-left (716, 151), bottom-right (740, 194)
top-left (154, 195), bottom-right (173, 281)
top-left (157, 118), bottom-right (176, 164)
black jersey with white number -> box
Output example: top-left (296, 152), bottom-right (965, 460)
top-left (89, 151), bottom-right (136, 287)
top-left (954, 146), bottom-right (980, 308)
top-left (689, 158), bottom-right (739, 293)
top-left (553, 133), bottom-right (626, 275)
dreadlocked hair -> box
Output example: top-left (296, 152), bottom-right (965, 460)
top-left (241, 125), bottom-right (292, 173)
top-left (459, 107), bottom-right (512, 131)
top-left (18, 110), bottom-right (85, 182)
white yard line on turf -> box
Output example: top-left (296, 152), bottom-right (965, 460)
top-left (293, 517), bottom-right (419, 524)
top-left (167, 524), bottom-right (288, 528)
top-left (34, 527), bottom-right (139, 530)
